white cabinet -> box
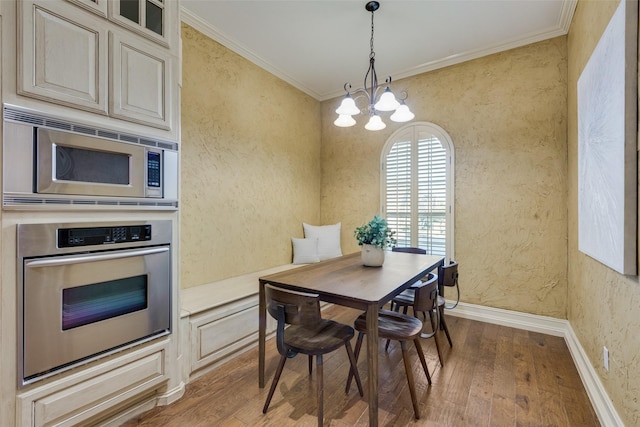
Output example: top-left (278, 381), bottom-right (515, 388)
top-left (18, 0), bottom-right (177, 131)
top-left (66, 0), bottom-right (108, 17)
top-left (108, 0), bottom-right (176, 48)
top-left (18, 1), bottom-right (108, 114)
top-left (188, 296), bottom-right (263, 376)
top-left (16, 341), bottom-right (169, 427)
top-left (110, 31), bottom-right (172, 129)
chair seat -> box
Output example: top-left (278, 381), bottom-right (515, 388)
top-left (392, 274), bottom-right (437, 306)
top-left (285, 319), bottom-right (355, 355)
top-left (393, 289), bottom-right (415, 306)
top-left (354, 309), bottom-right (423, 341)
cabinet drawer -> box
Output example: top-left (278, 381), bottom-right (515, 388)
top-left (33, 351), bottom-right (165, 426)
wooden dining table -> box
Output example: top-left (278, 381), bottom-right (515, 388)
top-left (258, 251), bottom-right (444, 426)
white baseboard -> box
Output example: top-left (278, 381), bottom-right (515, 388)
top-left (447, 301), bottom-right (567, 336)
top-left (155, 381), bottom-right (186, 406)
top-left (447, 302), bottom-right (623, 427)
top-left (563, 324), bottom-right (624, 427)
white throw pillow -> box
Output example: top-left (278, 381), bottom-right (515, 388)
top-left (291, 237), bottom-right (320, 264)
top-left (303, 222), bottom-right (342, 261)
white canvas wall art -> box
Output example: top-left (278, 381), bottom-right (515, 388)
top-left (577, 0), bottom-right (637, 275)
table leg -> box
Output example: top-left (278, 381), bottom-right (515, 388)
top-left (366, 303), bottom-right (379, 427)
top-left (258, 281), bottom-right (266, 388)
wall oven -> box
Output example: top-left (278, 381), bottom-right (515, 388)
top-left (17, 220), bottom-right (172, 387)
top-left (2, 104), bottom-right (178, 209)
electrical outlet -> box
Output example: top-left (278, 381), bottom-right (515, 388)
top-left (603, 346), bottom-right (609, 371)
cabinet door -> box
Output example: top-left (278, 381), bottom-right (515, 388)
top-left (110, 31), bottom-right (172, 130)
top-left (65, 0), bottom-right (108, 18)
top-left (19, 0), bottom-right (108, 114)
top-left (108, 0), bottom-right (174, 48)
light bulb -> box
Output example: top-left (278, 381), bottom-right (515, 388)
top-left (335, 95), bottom-right (361, 115)
top-left (365, 114), bottom-right (386, 131)
top-left (374, 87), bottom-right (400, 111)
top-left (390, 103), bottom-right (415, 123)
top-left (334, 114), bottom-right (356, 127)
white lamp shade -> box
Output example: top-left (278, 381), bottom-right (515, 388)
top-left (390, 103), bottom-right (415, 122)
top-left (374, 87), bottom-right (400, 111)
top-left (335, 95), bottom-right (361, 115)
top-left (365, 114), bottom-right (386, 131)
top-left (334, 114), bottom-right (357, 127)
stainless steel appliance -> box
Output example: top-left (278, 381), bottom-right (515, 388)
top-left (2, 104), bottom-right (178, 209)
top-left (17, 220), bottom-right (172, 387)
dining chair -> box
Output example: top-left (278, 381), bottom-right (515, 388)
top-left (436, 260), bottom-right (460, 347)
top-left (388, 247), bottom-right (428, 312)
top-left (387, 272), bottom-right (445, 366)
top-left (346, 280), bottom-right (436, 419)
top-left (392, 247), bottom-right (427, 255)
top-left (262, 284), bottom-right (363, 427)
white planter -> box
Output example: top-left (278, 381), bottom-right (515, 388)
top-left (361, 244), bottom-right (385, 267)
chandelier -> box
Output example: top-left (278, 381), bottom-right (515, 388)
top-left (334, 1), bottom-right (414, 131)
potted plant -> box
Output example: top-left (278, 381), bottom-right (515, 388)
top-left (354, 215), bottom-right (397, 266)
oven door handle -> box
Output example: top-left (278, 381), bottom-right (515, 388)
top-left (24, 247), bottom-right (169, 268)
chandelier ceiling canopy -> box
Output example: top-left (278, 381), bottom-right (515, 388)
top-left (334, 1), bottom-right (415, 131)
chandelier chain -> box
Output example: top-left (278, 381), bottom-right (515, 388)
top-left (370, 9), bottom-right (375, 60)
top-left (364, 5), bottom-right (378, 104)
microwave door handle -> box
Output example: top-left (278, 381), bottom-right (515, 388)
top-left (24, 247), bottom-right (169, 268)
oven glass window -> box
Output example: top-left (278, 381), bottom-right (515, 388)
top-left (55, 145), bottom-right (130, 185)
top-left (62, 275), bottom-right (148, 330)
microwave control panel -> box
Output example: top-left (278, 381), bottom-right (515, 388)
top-left (58, 225), bottom-right (152, 248)
top-left (147, 151), bottom-right (161, 188)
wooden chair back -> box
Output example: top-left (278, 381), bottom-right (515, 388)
top-left (265, 284), bottom-right (321, 326)
top-left (265, 284), bottom-right (321, 357)
top-left (438, 260), bottom-right (459, 287)
top-left (412, 273), bottom-right (439, 313)
top-left (438, 260), bottom-right (460, 310)
top-left (392, 247), bottom-right (427, 254)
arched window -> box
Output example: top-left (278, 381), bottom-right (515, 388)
top-left (381, 122), bottom-right (455, 260)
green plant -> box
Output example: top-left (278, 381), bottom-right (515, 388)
top-left (354, 215), bottom-right (397, 249)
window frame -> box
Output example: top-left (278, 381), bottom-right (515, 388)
top-left (380, 122), bottom-right (455, 262)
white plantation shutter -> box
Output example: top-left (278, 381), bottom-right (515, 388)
top-left (386, 139), bottom-right (412, 246)
top-left (382, 123), bottom-right (454, 258)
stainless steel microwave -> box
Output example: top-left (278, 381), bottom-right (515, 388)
top-left (2, 105), bottom-right (178, 209)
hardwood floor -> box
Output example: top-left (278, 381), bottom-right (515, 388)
top-left (122, 305), bottom-right (600, 426)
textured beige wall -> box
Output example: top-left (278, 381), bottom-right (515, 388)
top-left (321, 37), bottom-right (568, 318)
top-left (567, 1), bottom-right (640, 424)
top-left (180, 24), bottom-right (322, 289)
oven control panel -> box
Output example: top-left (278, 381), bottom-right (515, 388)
top-left (58, 225), bottom-right (152, 247)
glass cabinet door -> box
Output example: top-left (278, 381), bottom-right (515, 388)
top-left (110, 0), bottom-right (170, 47)
top-left (119, 0), bottom-right (163, 36)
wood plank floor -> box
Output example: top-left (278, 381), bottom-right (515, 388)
top-left (122, 305), bottom-right (600, 426)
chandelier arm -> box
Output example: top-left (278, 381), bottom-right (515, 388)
top-left (350, 87), bottom-right (370, 99)
top-left (371, 75), bottom-right (392, 100)
top-left (364, 59), bottom-right (378, 102)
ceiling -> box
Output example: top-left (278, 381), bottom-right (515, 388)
top-left (180, 1), bottom-right (577, 101)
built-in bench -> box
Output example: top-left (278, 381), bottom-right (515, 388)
top-left (180, 264), bottom-right (301, 381)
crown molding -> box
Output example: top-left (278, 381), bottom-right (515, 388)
top-left (180, 7), bottom-right (322, 101)
top-left (181, 1), bottom-right (579, 102)
top-left (558, 0), bottom-right (579, 33)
